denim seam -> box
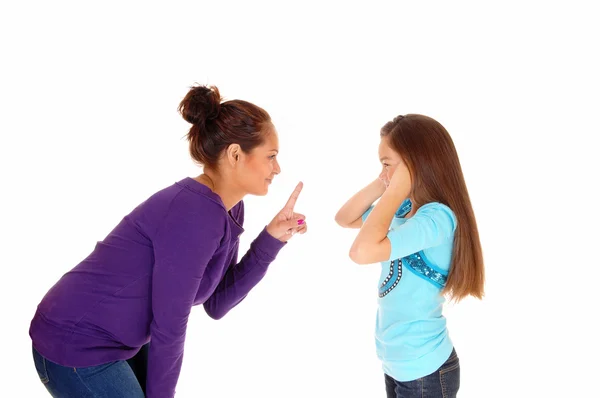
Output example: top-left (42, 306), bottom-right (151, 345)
top-left (73, 368), bottom-right (98, 397)
top-left (440, 370), bottom-right (447, 398)
top-left (440, 361), bottom-right (459, 398)
top-left (440, 362), bottom-right (460, 375)
top-left (40, 357), bottom-right (49, 384)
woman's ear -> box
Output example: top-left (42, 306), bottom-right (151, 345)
top-left (226, 144), bottom-right (241, 166)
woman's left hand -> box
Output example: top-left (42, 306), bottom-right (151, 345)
top-left (266, 182), bottom-right (307, 242)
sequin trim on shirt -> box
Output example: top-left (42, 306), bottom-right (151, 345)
top-left (402, 252), bottom-right (447, 289)
top-left (395, 199), bottom-right (412, 218)
top-left (379, 259), bottom-right (402, 298)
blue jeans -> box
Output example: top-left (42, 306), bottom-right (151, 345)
top-left (385, 348), bottom-right (460, 398)
top-left (32, 344), bottom-right (149, 397)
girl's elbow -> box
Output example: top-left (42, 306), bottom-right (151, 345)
top-left (336, 213), bottom-right (361, 229)
top-left (349, 244), bottom-right (371, 265)
top-left (334, 212), bottom-right (348, 227)
top-left (350, 239), bottom-right (387, 264)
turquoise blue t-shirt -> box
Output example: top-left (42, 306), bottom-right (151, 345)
top-left (362, 199), bottom-right (457, 381)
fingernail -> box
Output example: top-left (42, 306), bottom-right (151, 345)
top-left (297, 219), bottom-right (304, 225)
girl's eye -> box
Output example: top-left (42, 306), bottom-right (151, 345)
top-left (269, 155), bottom-right (277, 159)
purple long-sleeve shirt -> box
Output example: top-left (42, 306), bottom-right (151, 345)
top-left (29, 177), bottom-right (286, 397)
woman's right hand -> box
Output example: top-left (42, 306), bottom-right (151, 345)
top-left (266, 182), bottom-right (307, 242)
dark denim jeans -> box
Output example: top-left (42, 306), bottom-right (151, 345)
top-left (32, 343), bottom-right (149, 397)
top-left (385, 348), bottom-right (460, 398)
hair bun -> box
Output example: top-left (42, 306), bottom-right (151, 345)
top-left (178, 85), bottom-right (222, 125)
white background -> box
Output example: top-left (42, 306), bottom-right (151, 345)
top-left (1, 1), bottom-right (598, 397)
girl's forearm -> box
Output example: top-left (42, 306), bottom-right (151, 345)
top-left (335, 179), bottom-right (386, 227)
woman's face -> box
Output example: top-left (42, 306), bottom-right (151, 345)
top-left (378, 136), bottom-right (407, 188)
top-left (237, 127), bottom-right (281, 196)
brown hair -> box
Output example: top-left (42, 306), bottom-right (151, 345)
top-left (381, 114), bottom-right (484, 301)
top-left (178, 85), bottom-right (272, 169)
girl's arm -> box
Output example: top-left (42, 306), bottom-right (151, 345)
top-left (335, 178), bottom-right (386, 229)
top-left (350, 165), bottom-right (411, 264)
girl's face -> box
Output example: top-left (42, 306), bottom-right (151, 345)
top-left (378, 136), bottom-right (407, 188)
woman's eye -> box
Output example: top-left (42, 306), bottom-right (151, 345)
top-left (269, 155), bottom-right (277, 159)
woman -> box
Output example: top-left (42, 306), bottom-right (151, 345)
top-left (335, 114), bottom-right (484, 398)
top-left (30, 85), bottom-right (307, 397)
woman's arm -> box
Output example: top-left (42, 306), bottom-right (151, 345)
top-left (204, 183), bottom-right (306, 319)
top-left (203, 227), bottom-right (286, 319)
top-left (335, 178), bottom-right (386, 229)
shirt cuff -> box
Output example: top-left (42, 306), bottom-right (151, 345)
top-left (251, 227), bottom-right (287, 261)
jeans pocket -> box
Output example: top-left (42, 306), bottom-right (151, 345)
top-left (32, 347), bottom-right (49, 384)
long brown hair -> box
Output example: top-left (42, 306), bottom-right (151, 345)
top-left (178, 85), bottom-right (272, 169)
top-left (381, 114), bottom-right (484, 301)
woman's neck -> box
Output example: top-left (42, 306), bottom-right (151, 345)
top-left (194, 171), bottom-right (244, 211)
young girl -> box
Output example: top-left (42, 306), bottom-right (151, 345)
top-left (335, 114), bottom-right (484, 398)
top-left (30, 85), bottom-right (307, 398)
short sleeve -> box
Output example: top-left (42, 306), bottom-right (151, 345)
top-left (386, 202), bottom-right (457, 261)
